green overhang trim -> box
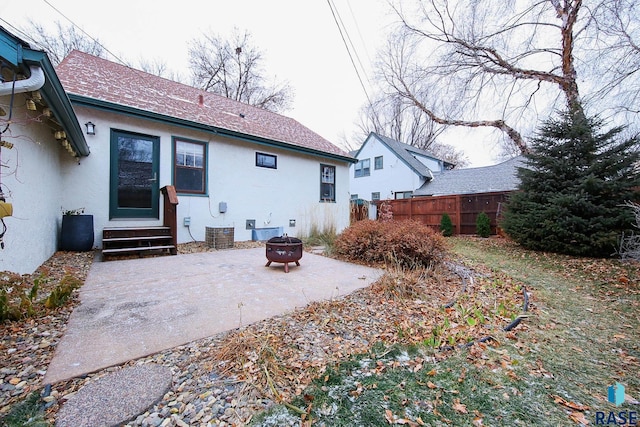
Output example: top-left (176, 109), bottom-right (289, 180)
top-left (20, 51), bottom-right (90, 157)
top-left (67, 94), bottom-right (355, 164)
top-left (0, 26), bottom-right (89, 157)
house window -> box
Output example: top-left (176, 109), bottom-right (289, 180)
top-left (371, 192), bottom-right (380, 201)
top-left (354, 159), bottom-right (370, 177)
top-left (395, 191), bottom-right (413, 199)
top-left (174, 138), bottom-right (206, 194)
top-left (320, 164), bottom-right (336, 202)
top-left (351, 194), bottom-right (358, 200)
top-left (374, 156), bottom-right (383, 170)
top-left (256, 152), bottom-right (277, 169)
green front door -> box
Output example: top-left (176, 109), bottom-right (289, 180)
top-left (109, 130), bottom-right (160, 219)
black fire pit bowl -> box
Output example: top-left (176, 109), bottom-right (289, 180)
top-left (265, 236), bottom-right (303, 273)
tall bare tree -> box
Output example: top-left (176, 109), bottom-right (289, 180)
top-left (188, 29), bottom-right (294, 113)
top-left (380, 0), bottom-right (640, 154)
top-left (355, 93), bottom-right (468, 166)
top-left (23, 20), bottom-right (105, 66)
top-left (137, 57), bottom-right (185, 82)
top-left (585, 0), bottom-right (640, 120)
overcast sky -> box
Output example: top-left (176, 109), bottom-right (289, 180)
top-left (0, 0), bottom-right (501, 167)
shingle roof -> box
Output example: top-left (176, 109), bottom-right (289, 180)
top-left (414, 156), bottom-right (525, 196)
top-left (360, 133), bottom-right (454, 179)
top-left (56, 51), bottom-right (351, 160)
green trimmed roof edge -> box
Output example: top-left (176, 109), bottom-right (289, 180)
top-left (0, 27), bottom-right (89, 157)
top-left (68, 94), bottom-right (356, 164)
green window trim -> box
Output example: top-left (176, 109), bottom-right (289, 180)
top-left (172, 137), bottom-right (208, 195)
top-left (109, 129), bottom-right (160, 219)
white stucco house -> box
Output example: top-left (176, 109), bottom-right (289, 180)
top-left (1, 27), bottom-right (354, 274)
top-left (0, 27), bottom-right (91, 274)
top-left (349, 132), bottom-right (454, 202)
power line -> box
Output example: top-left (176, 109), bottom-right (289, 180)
top-left (326, 0), bottom-right (372, 107)
top-left (41, 0), bottom-right (129, 66)
top-left (0, 18), bottom-right (37, 45)
top-left (333, 0), bottom-right (370, 87)
top-left (346, 0), bottom-right (374, 67)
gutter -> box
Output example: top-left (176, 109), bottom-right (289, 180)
top-left (0, 65), bottom-right (45, 95)
top-left (68, 94), bottom-right (355, 164)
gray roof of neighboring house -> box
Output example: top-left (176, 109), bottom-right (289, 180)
top-left (56, 51), bottom-right (352, 162)
top-left (355, 133), bottom-right (454, 179)
top-left (414, 156), bottom-right (525, 196)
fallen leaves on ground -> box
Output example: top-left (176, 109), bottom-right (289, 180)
top-left (1, 239), bottom-right (532, 424)
top-left (551, 394), bottom-right (590, 411)
top-left (203, 258), bottom-right (526, 404)
top-left (452, 398), bottom-right (469, 414)
top-left (0, 251), bottom-right (94, 414)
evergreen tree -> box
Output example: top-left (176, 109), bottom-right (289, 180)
top-left (440, 213), bottom-right (454, 237)
top-left (476, 212), bottom-right (491, 238)
top-left (501, 110), bottom-right (640, 257)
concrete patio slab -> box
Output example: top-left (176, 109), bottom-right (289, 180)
top-left (55, 364), bottom-right (172, 427)
top-left (44, 248), bottom-right (383, 384)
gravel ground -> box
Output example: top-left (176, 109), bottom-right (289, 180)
top-left (0, 241), bottom-right (495, 426)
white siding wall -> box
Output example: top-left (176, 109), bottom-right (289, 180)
top-left (0, 94), bottom-right (66, 273)
top-left (65, 108), bottom-right (350, 246)
top-left (349, 135), bottom-right (425, 201)
top-left (412, 153), bottom-right (442, 172)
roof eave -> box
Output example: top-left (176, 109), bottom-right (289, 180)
top-left (68, 94), bottom-right (354, 163)
top-left (371, 133), bottom-right (430, 178)
top-left (21, 50), bottom-right (90, 157)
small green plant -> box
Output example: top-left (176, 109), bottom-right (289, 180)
top-left (0, 272), bottom-right (37, 322)
top-left (440, 213), bottom-right (454, 237)
top-left (476, 212), bottom-right (491, 238)
top-left (305, 221), bottom-right (337, 252)
top-left (44, 274), bottom-right (82, 309)
top-left (0, 288), bottom-right (15, 321)
top-left (0, 390), bottom-right (48, 427)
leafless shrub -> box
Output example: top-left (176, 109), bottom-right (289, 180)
top-left (618, 201), bottom-right (640, 261)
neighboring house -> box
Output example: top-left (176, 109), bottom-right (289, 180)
top-left (0, 27), bottom-right (90, 274)
top-left (349, 132), bottom-right (454, 202)
top-left (413, 156), bottom-right (524, 197)
top-left (1, 26), bottom-right (354, 274)
top-left (387, 156), bottom-right (525, 235)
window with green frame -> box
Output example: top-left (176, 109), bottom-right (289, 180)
top-left (174, 138), bottom-right (207, 194)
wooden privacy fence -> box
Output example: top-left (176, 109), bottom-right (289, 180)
top-left (350, 199), bottom-right (369, 224)
top-left (379, 191), bottom-right (512, 235)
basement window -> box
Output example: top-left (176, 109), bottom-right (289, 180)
top-left (256, 152), bottom-right (277, 169)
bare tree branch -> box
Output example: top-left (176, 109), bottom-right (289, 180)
top-left (378, 0), bottom-right (638, 154)
top-left (188, 29), bottom-right (294, 113)
top-left (22, 20), bottom-right (105, 66)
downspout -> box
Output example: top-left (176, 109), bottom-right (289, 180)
top-left (0, 65), bottom-right (45, 95)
